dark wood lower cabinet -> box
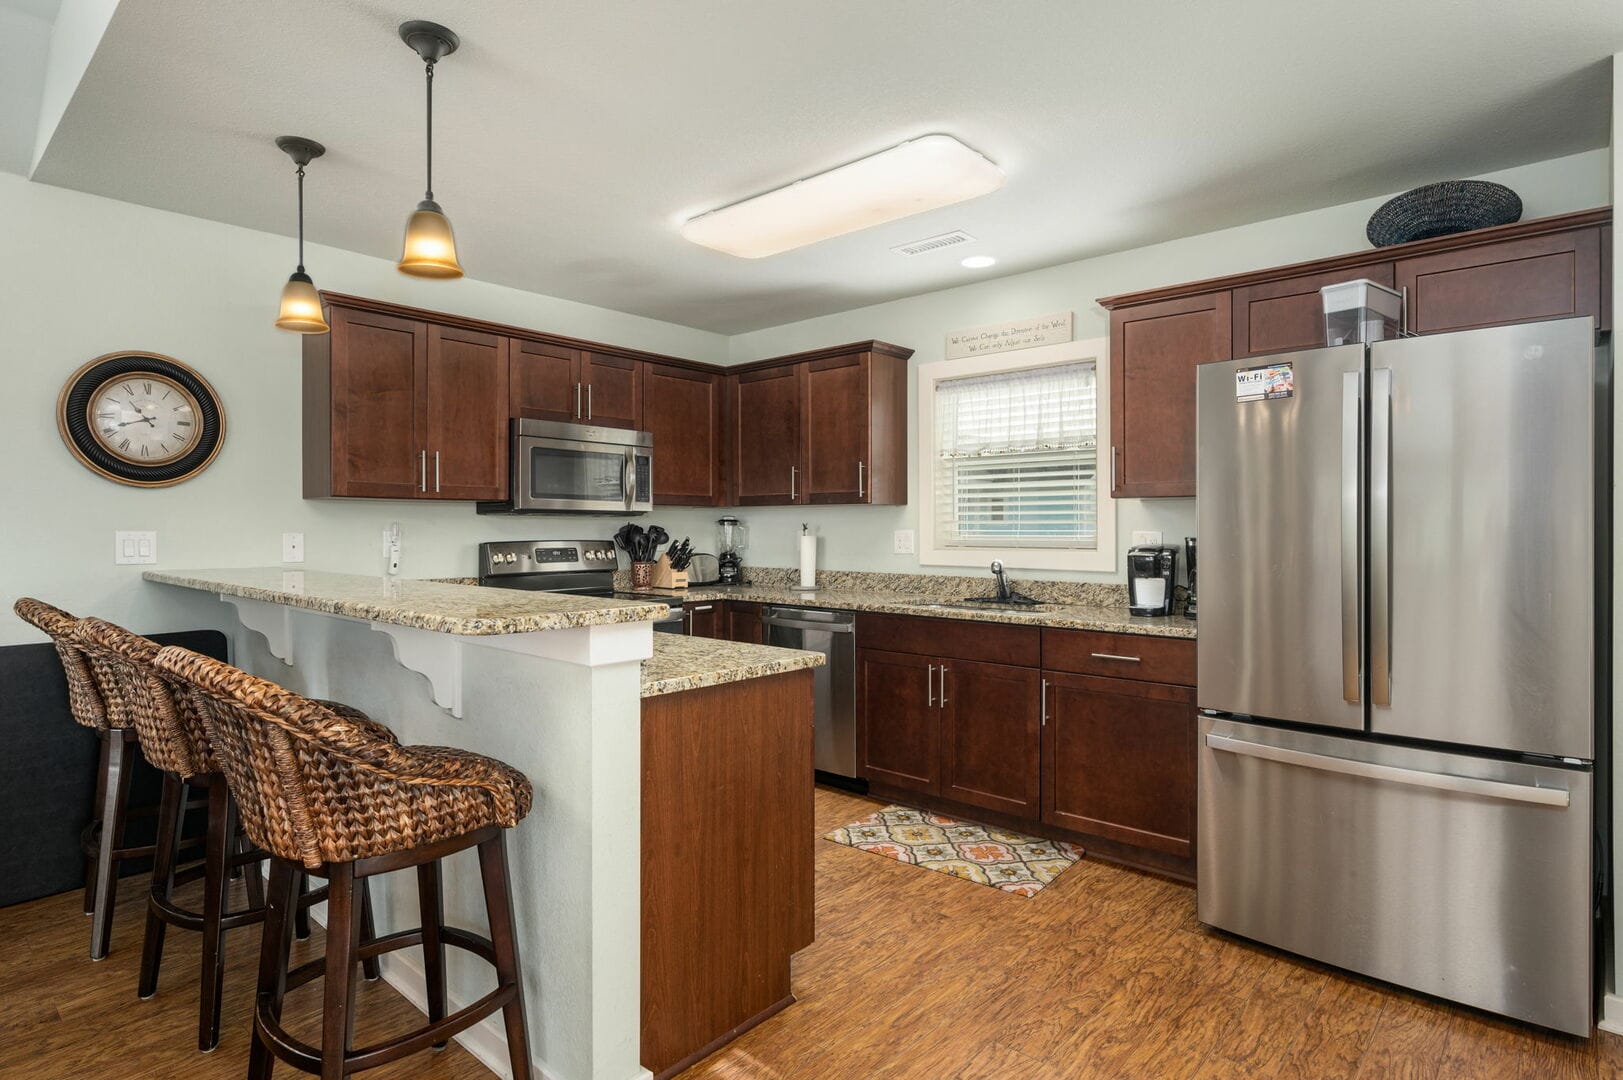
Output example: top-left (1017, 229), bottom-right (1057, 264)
top-left (1042, 671), bottom-right (1196, 858)
top-left (725, 601), bottom-right (764, 644)
top-left (683, 601), bottom-right (721, 638)
top-left (940, 660), bottom-right (1041, 818)
top-left (858, 648), bottom-right (940, 796)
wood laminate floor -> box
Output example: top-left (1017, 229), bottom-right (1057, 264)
top-left (2, 787), bottom-right (1620, 1079)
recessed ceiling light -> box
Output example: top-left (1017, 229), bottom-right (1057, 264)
top-left (681, 135), bottom-right (1004, 259)
top-left (961, 255), bottom-right (997, 269)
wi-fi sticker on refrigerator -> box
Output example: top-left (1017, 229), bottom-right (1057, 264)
top-left (1235, 362), bottom-right (1294, 403)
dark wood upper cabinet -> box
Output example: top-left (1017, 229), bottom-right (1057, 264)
top-left (1042, 671), bottom-right (1196, 858)
top-left (509, 339), bottom-right (580, 423)
top-left (308, 306), bottom-right (425, 499)
top-left (859, 648), bottom-right (940, 796)
top-left (1233, 263), bottom-right (1395, 359)
top-left (940, 660), bottom-right (1042, 819)
top-left (1101, 209), bottom-right (1611, 499)
top-left (1395, 226), bottom-right (1604, 335)
top-left (730, 366), bottom-right (803, 505)
top-left (422, 326), bottom-right (509, 501)
top-left (1108, 291), bottom-right (1231, 499)
top-left (639, 362), bottom-right (722, 505)
top-left (581, 351), bottom-right (639, 429)
top-left (728, 343), bottom-right (910, 507)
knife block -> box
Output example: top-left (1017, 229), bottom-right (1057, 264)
top-left (649, 555), bottom-right (687, 590)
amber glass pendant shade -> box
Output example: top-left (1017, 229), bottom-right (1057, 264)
top-left (398, 198), bottom-right (463, 278)
top-left (276, 271), bottom-right (330, 333)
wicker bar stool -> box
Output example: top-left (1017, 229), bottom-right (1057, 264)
top-left (73, 617), bottom-right (392, 1051)
top-left (12, 597), bottom-right (204, 960)
top-left (153, 644), bottom-right (535, 1080)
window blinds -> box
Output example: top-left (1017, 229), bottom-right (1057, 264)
top-left (933, 361), bottom-right (1097, 548)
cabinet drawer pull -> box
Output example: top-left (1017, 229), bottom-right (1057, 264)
top-left (433, 450), bottom-right (441, 493)
top-left (939, 664), bottom-right (949, 707)
top-left (858, 460), bottom-right (865, 499)
top-left (1089, 652), bottom-right (1141, 663)
top-left (587, 383), bottom-right (593, 420)
top-left (419, 449), bottom-right (427, 492)
top-left (1041, 678), bottom-right (1049, 727)
top-left (690, 604), bottom-right (714, 612)
top-left (926, 663), bottom-right (935, 708)
top-left (575, 382), bottom-right (582, 418)
top-left (790, 465), bottom-right (797, 500)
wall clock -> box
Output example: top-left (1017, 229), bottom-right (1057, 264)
top-left (58, 352), bottom-right (226, 487)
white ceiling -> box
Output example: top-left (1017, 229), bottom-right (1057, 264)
top-left (23, 0), bottom-right (1623, 333)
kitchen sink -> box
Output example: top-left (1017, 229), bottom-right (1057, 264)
top-left (911, 601), bottom-right (1049, 613)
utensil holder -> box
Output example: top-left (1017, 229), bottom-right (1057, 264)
top-left (631, 561), bottom-right (654, 589)
top-left (650, 555), bottom-right (687, 590)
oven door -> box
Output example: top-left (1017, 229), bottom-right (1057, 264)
top-left (513, 435), bottom-right (650, 513)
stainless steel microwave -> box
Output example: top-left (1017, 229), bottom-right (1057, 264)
top-left (478, 419), bottom-right (652, 514)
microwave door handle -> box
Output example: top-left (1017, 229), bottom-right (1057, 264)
top-left (624, 449), bottom-right (637, 509)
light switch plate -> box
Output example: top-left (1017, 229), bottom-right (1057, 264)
top-left (115, 530), bottom-right (157, 565)
top-left (282, 532), bottom-right (305, 563)
top-left (893, 529), bottom-right (916, 555)
top-left (1131, 530), bottom-right (1163, 547)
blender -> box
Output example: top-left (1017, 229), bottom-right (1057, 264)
top-left (717, 516), bottom-right (746, 585)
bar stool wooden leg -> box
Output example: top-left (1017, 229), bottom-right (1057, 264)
top-left (83, 731), bottom-right (111, 915)
top-left (360, 879), bottom-right (381, 982)
top-left (321, 862), bottom-right (363, 1080)
top-left (138, 774), bottom-right (186, 998)
top-left (242, 833), bottom-right (265, 911)
top-left (294, 871), bottom-right (312, 940)
top-left (250, 859), bottom-right (297, 1080)
top-left (90, 730), bottom-right (134, 960)
top-left (197, 777), bottom-right (233, 1051)
top-left (418, 860), bottom-right (448, 1047)
top-left (478, 835), bottom-right (532, 1080)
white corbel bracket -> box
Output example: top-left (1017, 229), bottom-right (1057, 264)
top-left (221, 595), bottom-right (295, 665)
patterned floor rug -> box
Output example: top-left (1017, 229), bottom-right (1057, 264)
top-left (823, 804), bottom-right (1084, 897)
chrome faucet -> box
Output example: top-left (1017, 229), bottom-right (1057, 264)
top-left (990, 560), bottom-right (1012, 601)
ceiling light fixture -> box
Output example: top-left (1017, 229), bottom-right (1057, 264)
top-left (273, 136), bottom-right (330, 334)
top-left (680, 135), bottom-right (1004, 259)
top-left (396, 20), bottom-right (464, 279)
top-left (961, 255), bottom-right (997, 269)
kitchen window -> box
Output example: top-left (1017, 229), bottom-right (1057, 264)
top-left (917, 337), bottom-right (1115, 572)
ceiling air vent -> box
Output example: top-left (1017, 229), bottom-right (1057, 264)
top-left (890, 230), bottom-right (976, 257)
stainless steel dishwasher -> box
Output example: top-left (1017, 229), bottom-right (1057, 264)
top-left (764, 606), bottom-right (860, 786)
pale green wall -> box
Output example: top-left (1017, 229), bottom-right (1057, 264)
top-left (724, 148), bottom-right (1612, 577)
top-left (0, 148), bottom-right (1609, 645)
top-left (0, 172), bottom-right (731, 645)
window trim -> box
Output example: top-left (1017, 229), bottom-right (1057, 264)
top-left (916, 336), bottom-right (1115, 572)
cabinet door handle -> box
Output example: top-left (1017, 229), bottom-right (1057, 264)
top-left (1111, 446), bottom-right (1119, 492)
top-left (790, 465), bottom-right (797, 501)
top-left (433, 450), bottom-right (441, 493)
top-left (1090, 652), bottom-right (1141, 663)
top-left (858, 460), bottom-right (865, 499)
top-left (587, 383), bottom-right (593, 420)
top-left (926, 663), bottom-right (935, 707)
top-left (575, 382), bottom-right (582, 418)
top-left (1041, 678), bottom-right (1049, 727)
top-left (690, 604), bottom-right (714, 612)
top-left (419, 450), bottom-right (427, 492)
top-left (939, 664), bottom-right (950, 708)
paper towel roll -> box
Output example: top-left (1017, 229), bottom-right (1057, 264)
top-left (799, 532), bottom-right (817, 589)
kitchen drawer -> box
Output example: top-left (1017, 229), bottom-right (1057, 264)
top-left (1042, 628), bottom-right (1195, 686)
top-left (855, 613), bottom-right (1040, 668)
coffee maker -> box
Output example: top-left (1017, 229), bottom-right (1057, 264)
top-left (1127, 544), bottom-right (1178, 617)
top-left (717, 516), bottom-right (746, 585)
top-left (1183, 537), bottom-right (1197, 619)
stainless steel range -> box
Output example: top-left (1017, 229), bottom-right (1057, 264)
top-left (478, 538), bottom-right (684, 633)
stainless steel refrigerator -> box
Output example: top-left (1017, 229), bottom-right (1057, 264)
top-left (1195, 317), bottom-right (1607, 1036)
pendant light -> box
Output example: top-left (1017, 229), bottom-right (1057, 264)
top-left (397, 20), bottom-right (464, 278)
top-left (274, 135), bottom-right (330, 334)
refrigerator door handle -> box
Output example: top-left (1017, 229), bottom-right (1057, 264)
top-left (1341, 371), bottom-right (1363, 704)
top-left (1204, 733), bottom-right (1571, 807)
top-left (1370, 367), bottom-right (1392, 707)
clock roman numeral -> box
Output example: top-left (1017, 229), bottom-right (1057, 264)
top-left (122, 383), bottom-right (133, 394)
top-left (140, 445), bottom-right (149, 457)
top-left (103, 427), bottom-right (117, 437)
top-left (176, 419), bottom-right (192, 426)
top-left (142, 381), bottom-right (152, 394)
top-left (119, 438), bottom-right (130, 451)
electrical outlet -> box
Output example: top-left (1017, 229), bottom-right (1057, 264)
top-left (893, 529), bottom-right (916, 555)
top-left (115, 530), bottom-right (157, 565)
top-left (282, 532), bottom-right (305, 563)
top-left (1131, 530), bottom-right (1163, 547)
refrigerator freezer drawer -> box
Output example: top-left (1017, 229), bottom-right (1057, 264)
top-left (1197, 717), bottom-right (1593, 1036)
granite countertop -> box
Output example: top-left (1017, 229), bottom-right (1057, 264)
top-left (635, 584), bottom-right (1197, 639)
top-left (143, 568), bottom-right (670, 635)
top-left (641, 635), bottom-right (826, 698)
